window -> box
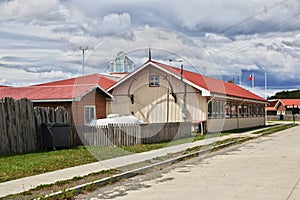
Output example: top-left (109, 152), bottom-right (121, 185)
top-left (252, 104), bottom-right (257, 117)
top-left (230, 103), bottom-right (237, 118)
top-left (149, 75), bottom-right (159, 87)
top-left (208, 100), bottom-right (225, 119)
top-left (84, 106), bottom-right (96, 125)
top-left (258, 105), bottom-right (265, 116)
top-left (225, 102), bottom-right (237, 118)
top-left (208, 101), bottom-right (212, 118)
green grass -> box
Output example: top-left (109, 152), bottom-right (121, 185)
top-left (121, 132), bottom-right (236, 153)
top-left (0, 133), bottom-right (227, 183)
top-left (0, 124), bottom-right (295, 183)
top-left (252, 123), bottom-right (297, 135)
top-left (0, 146), bottom-right (128, 183)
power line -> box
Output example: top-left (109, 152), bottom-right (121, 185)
top-left (211, 11), bottom-right (300, 58)
top-left (218, 0), bottom-right (293, 34)
top-left (205, 0), bottom-right (299, 58)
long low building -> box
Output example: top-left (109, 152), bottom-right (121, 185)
top-left (108, 60), bottom-right (268, 133)
top-left (0, 59), bottom-right (267, 133)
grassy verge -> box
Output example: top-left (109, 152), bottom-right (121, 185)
top-left (2, 123), bottom-right (297, 199)
top-left (0, 132), bottom-right (236, 183)
top-left (0, 124), bottom-right (295, 183)
top-left (252, 123), bottom-right (297, 135)
top-left (0, 146), bottom-right (128, 183)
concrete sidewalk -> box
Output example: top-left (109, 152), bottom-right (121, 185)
top-left (0, 124), bottom-right (284, 198)
top-left (96, 124), bottom-right (300, 200)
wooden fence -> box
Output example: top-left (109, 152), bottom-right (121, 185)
top-left (0, 97), bottom-right (191, 153)
top-left (78, 122), bottom-right (192, 147)
top-left (0, 98), bottom-right (37, 154)
top-left (0, 97), bottom-right (71, 155)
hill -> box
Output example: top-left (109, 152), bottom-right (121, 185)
top-left (268, 89), bottom-right (300, 99)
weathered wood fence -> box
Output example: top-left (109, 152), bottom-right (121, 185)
top-left (78, 122), bottom-right (192, 147)
top-left (0, 97), bottom-right (191, 153)
top-left (0, 97), bottom-right (71, 155)
top-left (0, 98), bottom-right (37, 154)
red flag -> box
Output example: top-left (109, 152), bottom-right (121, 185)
top-left (248, 74), bottom-right (253, 81)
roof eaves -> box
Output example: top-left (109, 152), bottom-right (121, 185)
top-left (74, 85), bottom-right (114, 102)
top-left (275, 99), bottom-right (284, 109)
top-left (150, 62), bottom-right (211, 96)
top-left (212, 93), bottom-right (268, 104)
top-left (31, 99), bottom-right (73, 103)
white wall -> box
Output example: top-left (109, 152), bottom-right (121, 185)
top-left (108, 64), bottom-right (207, 123)
top-left (207, 117), bottom-right (265, 132)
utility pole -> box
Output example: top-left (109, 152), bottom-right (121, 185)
top-left (79, 46), bottom-right (88, 75)
top-left (169, 59), bottom-right (187, 120)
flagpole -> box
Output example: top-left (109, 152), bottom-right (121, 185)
top-left (252, 73), bottom-right (254, 89)
top-left (264, 72), bottom-right (267, 99)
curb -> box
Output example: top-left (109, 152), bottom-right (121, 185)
top-left (39, 137), bottom-right (250, 199)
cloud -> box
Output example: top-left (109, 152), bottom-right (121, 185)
top-left (100, 13), bottom-right (131, 34)
top-left (0, 0), bottom-right (299, 97)
top-left (39, 70), bottom-right (74, 79)
top-left (0, 0), bottom-right (61, 22)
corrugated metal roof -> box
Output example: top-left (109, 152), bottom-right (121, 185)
top-left (279, 99), bottom-right (300, 107)
top-left (35, 73), bottom-right (116, 90)
top-left (0, 85), bottom-right (101, 101)
top-left (266, 100), bottom-right (278, 111)
top-left (151, 61), bottom-right (267, 102)
top-left (0, 74), bottom-right (116, 101)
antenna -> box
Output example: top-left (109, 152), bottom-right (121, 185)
top-left (148, 48), bottom-right (152, 61)
top-left (79, 46), bottom-right (88, 75)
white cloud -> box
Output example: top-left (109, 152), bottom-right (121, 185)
top-left (0, 0), bottom-right (60, 22)
top-left (0, 0), bottom-right (299, 93)
top-left (100, 13), bottom-right (131, 34)
top-left (0, 78), bottom-right (9, 85)
top-left (39, 70), bottom-right (74, 79)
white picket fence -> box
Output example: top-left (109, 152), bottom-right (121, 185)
top-left (78, 122), bottom-right (192, 147)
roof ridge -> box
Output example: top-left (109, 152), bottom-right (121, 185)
top-left (149, 60), bottom-right (266, 102)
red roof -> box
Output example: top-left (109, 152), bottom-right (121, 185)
top-left (278, 99), bottom-right (300, 107)
top-left (35, 73), bottom-right (116, 90)
top-left (0, 85), bottom-right (104, 101)
top-left (266, 100), bottom-right (278, 111)
top-left (0, 74), bottom-right (116, 101)
top-left (151, 61), bottom-right (266, 102)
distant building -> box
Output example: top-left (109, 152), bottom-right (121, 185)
top-left (267, 99), bottom-right (300, 120)
top-left (109, 51), bottom-right (134, 78)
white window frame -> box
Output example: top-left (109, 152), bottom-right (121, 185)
top-left (84, 105), bottom-right (96, 125)
top-left (149, 75), bottom-right (159, 87)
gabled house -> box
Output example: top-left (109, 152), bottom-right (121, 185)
top-left (0, 74), bottom-right (116, 126)
top-left (274, 99), bottom-right (300, 116)
top-left (266, 100), bottom-right (278, 116)
top-left (108, 60), bottom-right (267, 133)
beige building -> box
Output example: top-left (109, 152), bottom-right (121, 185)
top-left (108, 60), bottom-right (267, 133)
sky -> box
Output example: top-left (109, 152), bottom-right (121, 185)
top-left (1, 0), bottom-right (300, 98)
